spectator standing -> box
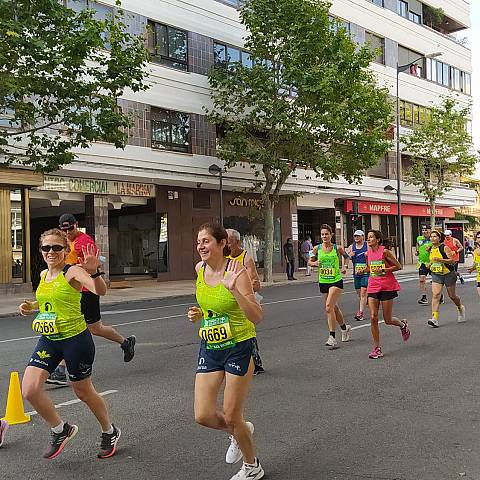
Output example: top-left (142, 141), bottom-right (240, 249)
top-left (283, 238), bottom-right (296, 280)
top-left (300, 237), bottom-right (313, 276)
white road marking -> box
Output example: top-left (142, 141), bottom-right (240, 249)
top-left (25, 389), bottom-right (118, 416)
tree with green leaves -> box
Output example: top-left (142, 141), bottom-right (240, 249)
top-left (207, 0), bottom-right (392, 281)
top-left (402, 97), bottom-right (477, 230)
top-left (0, 0), bottom-right (149, 172)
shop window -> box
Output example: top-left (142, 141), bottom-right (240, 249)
top-left (147, 21), bottom-right (188, 71)
top-left (11, 190), bottom-right (23, 280)
top-left (151, 108), bottom-right (190, 153)
top-left (158, 213), bottom-right (168, 273)
top-left (224, 216), bottom-right (282, 269)
top-left (365, 32), bottom-right (384, 65)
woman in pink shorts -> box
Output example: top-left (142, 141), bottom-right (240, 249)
top-left (366, 230), bottom-right (410, 359)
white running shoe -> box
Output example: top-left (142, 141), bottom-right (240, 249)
top-left (226, 422), bottom-right (254, 464)
top-left (457, 305), bottom-right (466, 323)
top-left (341, 325), bottom-right (352, 342)
top-left (427, 318), bottom-right (439, 328)
top-left (325, 335), bottom-right (337, 347)
top-left (229, 459), bottom-right (265, 480)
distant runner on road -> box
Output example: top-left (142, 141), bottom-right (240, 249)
top-left (416, 226), bottom-right (432, 305)
top-left (346, 229), bottom-right (368, 321)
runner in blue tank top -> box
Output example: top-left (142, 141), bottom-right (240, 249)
top-left (347, 230), bottom-right (369, 321)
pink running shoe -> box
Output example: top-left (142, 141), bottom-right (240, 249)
top-left (400, 320), bottom-right (410, 342)
top-left (368, 346), bottom-right (383, 359)
top-left (0, 420), bottom-right (9, 447)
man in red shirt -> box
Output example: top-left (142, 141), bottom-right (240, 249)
top-left (444, 229), bottom-right (465, 284)
top-left (47, 214), bottom-right (136, 386)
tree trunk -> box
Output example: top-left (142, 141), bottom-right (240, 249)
top-left (263, 194), bottom-right (274, 283)
top-left (430, 198), bottom-right (436, 231)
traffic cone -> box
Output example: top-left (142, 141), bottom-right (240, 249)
top-left (1, 372), bottom-right (30, 425)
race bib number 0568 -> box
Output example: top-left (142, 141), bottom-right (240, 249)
top-left (32, 312), bottom-right (59, 335)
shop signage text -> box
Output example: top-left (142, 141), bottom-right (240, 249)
top-left (344, 200), bottom-right (455, 218)
top-left (40, 176), bottom-right (155, 197)
top-left (228, 197), bottom-right (263, 209)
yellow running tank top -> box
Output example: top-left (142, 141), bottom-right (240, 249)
top-left (35, 269), bottom-right (87, 340)
top-left (429, 246), bottom-right (450, 276)
top-left (195, 263), bottom-right (256, 343)
top-left (474, 250), bottom-right (480, 282)
top-left (228, 249), bottom-right (247, 266)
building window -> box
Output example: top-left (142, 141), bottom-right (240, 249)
top-left (370, 0), bottom-right (384, 6)
top-left (213, 42), bottom-right (252, 69)
top-left (151, 108), bottom-right (190, 153)
top-left (397, 0), bottom-right (408, 17)
top-left (463, 72), bottom-right (471, 95)
top-left (408, 11), bottom-right (421, 24)
top-left (328, 16), bottom-right (350, 35)
top-left (400, 100), bottom-right (431, 127)
top-left (147, 21), bottom-right (188, 71)
top-left (365, 32), bottom-right (385, 65)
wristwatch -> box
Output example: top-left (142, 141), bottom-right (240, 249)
top-left (91, 269), bottom-right (105, 279)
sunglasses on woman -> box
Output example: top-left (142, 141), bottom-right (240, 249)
top-left (40, 245), bottom-right (65, 252)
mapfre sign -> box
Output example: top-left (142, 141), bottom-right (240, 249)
top-left (345, 200), bottom-right (455, 218)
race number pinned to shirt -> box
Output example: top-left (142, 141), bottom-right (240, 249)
top-left (199, 315), bottom-right (235, 350)
top-left (430, 262), bottom-right (443, 274)
top-left (369, 260), bottom-right (386, 277)
top-left (32, 312), bottom-right (59, 335)
top-left (355, 263), bottom-right (368, 275)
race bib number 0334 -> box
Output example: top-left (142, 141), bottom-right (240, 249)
top-left (199, 315), bottom-right (236, 350)
top-left (32, 312), bottom-right (59, 335)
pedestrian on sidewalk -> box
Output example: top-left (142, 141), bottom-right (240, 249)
top-left (188, 223), bottom-right (264, 480)
top-left (47, 214), bottom-right (135, 386)
top-left (300, 237), bottom-right (313, 276)
top-left (416, 226), bottom-right (432, 306)
top-left (19, 229), bottom-right (120, 459)
top-left (227, 229), bottom-right (265, 375)
top-left (365, 230), bottom-right (410, 359)
top-left (346, 230), bottom-right (368, 321)
top-left (427, 230), bottom-right (465, 327)
top-left (283, 238), bottom-right (296, 280)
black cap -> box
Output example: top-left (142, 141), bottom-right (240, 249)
top-left (59, 213), bottom-right (77, 230)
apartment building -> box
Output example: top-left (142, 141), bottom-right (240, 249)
top-left (1, 0), bottom-right (475, 289)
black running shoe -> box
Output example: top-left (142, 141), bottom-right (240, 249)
top-left (45, 369), bottom-right (68, 386)
top-left (120, 335), bottom-right (136, 362)
top-left (43, 422), bottom-right (78, 459)
top-left (253, 366), bottom-right (265, 376)
top-left (440, 295), bottom-right (445, 304)
top-left (98, 425), bottom-right (121, 459)
top-left (460, 276), bottom-right (465, 285)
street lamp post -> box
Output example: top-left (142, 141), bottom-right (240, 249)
top-left (395, 51), bottom-right (441, 263)
top-left (209, 164), bottom-right (223, 226)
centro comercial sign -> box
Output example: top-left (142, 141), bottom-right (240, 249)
top-left (39, 175), bottom-right (155, 197)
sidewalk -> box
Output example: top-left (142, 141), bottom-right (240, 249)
top-left (0, 265), bottom-right (420, 317)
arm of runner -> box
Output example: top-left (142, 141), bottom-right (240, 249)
top-left (433, 246), bottom-right (455, 264)
top-left (337, 246), bottom-right (348, 274)
top-left (383, 249), bottom-right (402, 272)
top-left (245, 254), bottom-right (261, 292)
top-left (187, 306), bottom-right (202, 323)
top-left (66, 265), bottom-right (107, 295)
top-left (19, 299), bottom-right (39, 316)
top-left (455, 239), bottom-right (464, 254)
top-left (223, 260), bottom-right (263, 324)
top-left (309, 245), bottom-right (319, 267)
top-left (195, 261), bottom-right (203, 274)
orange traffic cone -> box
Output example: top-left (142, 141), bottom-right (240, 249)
top-left (2, 372), bottom-right (30, 425)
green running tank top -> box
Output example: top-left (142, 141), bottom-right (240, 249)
top-left (318, 244), bottom-right (342, 284)
top-left (195, 263), bottom-right (256, 343)
top-left (35, 270), bottom-right (87, 340)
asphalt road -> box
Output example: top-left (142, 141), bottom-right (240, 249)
top-left (1, 271), bottom-right (480, 480)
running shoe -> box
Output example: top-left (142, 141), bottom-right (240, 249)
top-left (341, 325), bottom-right (352, 342)
top-left (460, 276), bottom-right (465, 285)
top-left (427, 318), bottom-right (439, 328)
top-left (418, 296), bottom-right (428, 305)
top-left (354, 311), bottom-right (364, 321)
top-left (400, 320), bottom-right (410, 342)
top-left (43, 422), bottom-right (78, 459)
top-left (97, 425), bottom-right (121, 459)
top-left (45, 369), bottom-right (68, 386)
top-left (0, 420), bottom-right (9, 447)
top-left (325, 335), bottom-right (337, 347)
top-left (229, 459), bottom-right (265, 480)
top-left (120, 335), bottom-right (136, 362)
top-left (253, 366), bottom-right (265, 376)
top-left (368, 346), bottom-right (383, 359)
top-left (457, 305), bottom-right (466, 323)
top-left (226, 422), bottom-right (254, 464)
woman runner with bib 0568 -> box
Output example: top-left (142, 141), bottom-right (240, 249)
top-left (467, 231), bottom-right (480, 297)
top-left (427, 230), bottom-right (465, 327)
top-left (366, 230), bottom-right (410, 359)
top-left (18, 229), bottom-right (120, 459)
top-left (309, 224), bottom-right (352, 348)
top-left (187, 223), bottom-right (264, 480)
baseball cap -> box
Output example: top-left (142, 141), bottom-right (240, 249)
top-left (444, 229), bottom-right (452, 236)
top-left (59, 213), bottom-right (77, 230)
top-left (353, 230), bottom-right (365, 236)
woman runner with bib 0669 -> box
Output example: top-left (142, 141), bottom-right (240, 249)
top-left (309, 224), bottom-right (352, 348)
top-left (187, 223), bottom-right (264, 480)
top-left (366, 230), bottom-right (410, 359)
top-left (427, 230), bottom-right (466, 327)
top-left (18, 228), bottom-right (120, 459)
top-left (467, 231), bottom-right (480, 298)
